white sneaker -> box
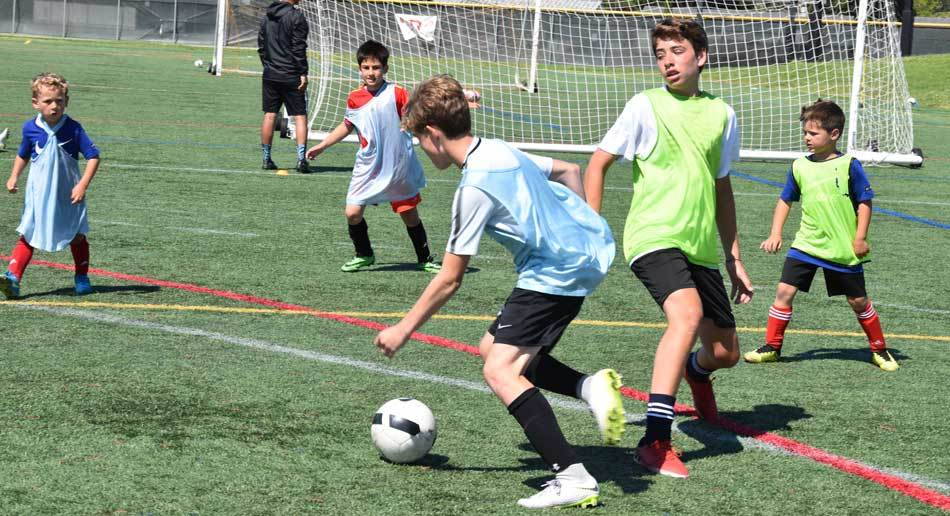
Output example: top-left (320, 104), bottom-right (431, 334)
top-left (583, 369), bottom-right (626, 445)
top-left (516, 477), bottom-right (599, 509)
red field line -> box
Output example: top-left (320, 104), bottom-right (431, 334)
top-left (8, 256), bottom-right (950, 512)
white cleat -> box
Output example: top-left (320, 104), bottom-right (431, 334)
top-left (586, 368), bottom-right (626, 445)
top-left (517, 478), bottom-right (599, 509)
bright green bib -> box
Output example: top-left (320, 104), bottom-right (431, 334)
top-left (790, 154), bottom-right (865, 266)
top-left (623, 87), bottom-right (728, 268)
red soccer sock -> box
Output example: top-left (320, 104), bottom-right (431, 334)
top-left (8, 236), bottom-right (34, 280)
top-left (765, 305), bottom-right (793, 350)
top-left (70, 235), bottom-right (90, 276)
top-left (856, 302), bottom-right (887, 352)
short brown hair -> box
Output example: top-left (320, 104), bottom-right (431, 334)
top-left (651, 17), bottom-right (708, 59)
top-left (31, 72), bottom-right (69, 98)
top-left (403, 75), bottom-right (471, 139)
top-left (800, 99), bottom-right (845, 134)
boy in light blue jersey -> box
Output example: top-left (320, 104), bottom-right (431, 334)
top-left (374, 75), bottom-right (625, 509)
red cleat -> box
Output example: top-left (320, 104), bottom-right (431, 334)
top-left (683, 368), bottom-right (718, 421)
top-left (635, 440), bottom-right (688, 478)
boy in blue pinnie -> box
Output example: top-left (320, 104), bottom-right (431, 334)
top-left (1, 73), bottom-right (100, 299)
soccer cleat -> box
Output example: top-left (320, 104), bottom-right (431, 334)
top-left (74, 274), bottom-right (93, 296)
top-left (516, 478), bottom-right (599, 509)
top-left (871, 350), bottom-right (900, 372)
top-left (296, 159), bottom-right (311, 174)
top-left (415, 260), bottom-right (441, 273)
top-left (683, 367), bottom-right (718, 421)
top-left (262, 158), bottom-right (278, 170)
top-left (744, 344), bottom-right (781, 363)
top-left (586, 369), bottom-right (626, 445)
top-left (341, 255), bottom-right (375, 272)
top-left (0, 271), bottom-right (20, 299)
top-left (635, 439), bottom-right (688, 479)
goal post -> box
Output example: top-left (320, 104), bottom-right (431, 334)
top-left (217, 0), bottom-right (922, 166)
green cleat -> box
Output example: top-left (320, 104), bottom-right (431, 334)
top-left (744, 344), bottom-right (781, 363)
top-left (341, 255), bottom-right (375, 272)
top-left (416, 260), bottom-right (441, 274)
top-left (871, 350), bottom-right (900, 372)
top-left (586, 369), bottom-right (626, 445)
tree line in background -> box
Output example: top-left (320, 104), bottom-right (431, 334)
top-left (597, 1), bottom-right (950, 18)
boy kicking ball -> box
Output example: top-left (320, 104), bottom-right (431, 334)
top-left (374, 75), bottom-right (625, 509)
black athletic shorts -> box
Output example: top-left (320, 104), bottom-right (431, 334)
top-left (780, 256), bottom-right (867, 297)
top-left (262, 79), bottom-right (307, 116)
top-left (487, 288), bottom-right (585, 348)
top-left (630, 248), bottom-right (736, 329)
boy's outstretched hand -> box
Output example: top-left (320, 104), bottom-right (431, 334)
top-left (759, 235), bottom-right (783, 253)
top-left (726, 259), bottom-right (754, 305)
top-left (375, 325), bottom-right (410, 358)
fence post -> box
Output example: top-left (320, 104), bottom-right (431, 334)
top-left (62, 0), bottom-right (67, 37)
top-left (115, 0), bottom-right (121, 39)
top-left (173, 0), bottom-right (178, 42)
top-left (900, 0), bottom-right (914, 56)
top-left (11, 0), bottom-right (17, 33)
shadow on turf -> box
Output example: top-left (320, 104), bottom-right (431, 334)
top-left (781, 347), bottom-right (908, 365)
top-left (306, 165), bottom-right (352, 174)
top-left (16, 284), bottom-right (161, 299)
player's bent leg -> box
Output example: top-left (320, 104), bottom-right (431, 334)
top-left (685, 322), bottom-right (739, 421)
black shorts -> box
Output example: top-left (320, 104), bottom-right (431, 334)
top-left (262, 79), bottom-right (306, 116)
top-left (487, 288), bottom-right (585, 349)
top-left (780, 256), bottom-right (867, 297)
top-left (630, 248), bottom-right (736, 329)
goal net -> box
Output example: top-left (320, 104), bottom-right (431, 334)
top-left (216, 0), bottom-right (920, 165)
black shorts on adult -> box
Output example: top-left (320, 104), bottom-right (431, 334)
top-left (780, 256), bottom-right (867, 297)
top-left (262, 79), bottom-right (307, 116)
top-left (630, 248), bottom-right (736, 329)
top-left (487, 288), bottom-right (585, 348)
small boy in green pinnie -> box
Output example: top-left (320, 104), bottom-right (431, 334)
top-left (745, 99), bottom-right (899, 372)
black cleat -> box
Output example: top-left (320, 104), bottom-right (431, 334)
top-left (262, 158), bottom-right (278, 170)
top-left (296, 159), bottom-right (311, 174)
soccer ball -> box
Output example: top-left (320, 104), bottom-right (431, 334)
top-left (463, 88), bottom-right (481, 104)
top-left (371, 398), bottom-right (437, 463)
top-left (194, 59), bottom-right (204, 68)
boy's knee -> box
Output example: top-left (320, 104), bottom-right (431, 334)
top-left (344, 207), bottom-right (364, 225)
top-left (712, 344), bottom-right (740, 368)
top-left (848, 296), bottom-right (869, 312)
top-left (669, 305), bottom-right (703, 330)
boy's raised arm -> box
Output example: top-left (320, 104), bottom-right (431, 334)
top-left (583, 149), bottom-right (617, 214)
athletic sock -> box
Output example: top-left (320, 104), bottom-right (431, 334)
top-left (296, 143), bottom-right (306, 161)
top-left (856, 302), bottom-right (887, 353)
top-left (8, 236), bottom-right (34, 280)
top-left (347, 219), bottom-right (374, 258)
top-left (685, 351), bottom-right (712, 383)
top-left (765, 305), bottom-right (793, 351)
top-left (522, 353), bottom-right (585, 399)
top-left (508, 387), bottom-right (579, 472)
top-left (70, 235), bottom-right (90, 276)
top-left (405, 222), bottom-right (432, 263)
top-left (262, 143), bottom-right (272, 162)
top-left (640, 393), bottom-right (676, 446)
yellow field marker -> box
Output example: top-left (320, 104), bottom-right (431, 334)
top-left (4, 299), bottom-right (948, 342)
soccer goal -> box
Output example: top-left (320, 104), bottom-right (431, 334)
top-left (215, 0), bottom-right (922, 166)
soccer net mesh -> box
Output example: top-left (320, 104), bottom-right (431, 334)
top-left (218, 0), bottom-right (918, 164)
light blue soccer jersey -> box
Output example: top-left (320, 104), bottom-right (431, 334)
top-left (450, 138), bottom-right (615, 297)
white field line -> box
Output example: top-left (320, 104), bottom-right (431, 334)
top-left (14, 303), bottom-right (950, 494)
top-left (97, 219), bottom-right (258, 238)
top-left (332, 241), bottom-right (510, 262)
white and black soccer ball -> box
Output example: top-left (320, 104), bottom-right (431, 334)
top-left (371, 397), bottom-right (436, 463)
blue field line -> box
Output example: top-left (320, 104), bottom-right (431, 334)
top-left (732, 172), bottom-right (950, 230)
top-left (480, 106), bottom-right (565, 131)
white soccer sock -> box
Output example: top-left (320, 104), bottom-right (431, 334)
top-left (576, 375), bottom-right (593, 402)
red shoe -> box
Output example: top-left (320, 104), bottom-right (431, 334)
top-left (635, 440), bottom-right (688, 478)
top-left (683, 368), bottom-right (718, 421)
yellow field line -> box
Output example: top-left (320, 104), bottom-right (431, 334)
top-left (5, 299), bottom-right (948, 342)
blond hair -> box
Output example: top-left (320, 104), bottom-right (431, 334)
top-left (403, 75), bottom-right (471, 139)
top-left (31, 72), bottom-right (69, 98)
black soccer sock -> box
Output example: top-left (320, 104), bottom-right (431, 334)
top-left (523, 353), bottom-right (585, 399)
top-left (406, 222), bottom-right (432, 263)
top-left (640, 393), bottom-right (676, 446)
top-left (508, 387), bottom-right (579, 472)
top-left (348, 219), bottom-right (374, 257)
top-left (685, 351), bottom-right (712, 383)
